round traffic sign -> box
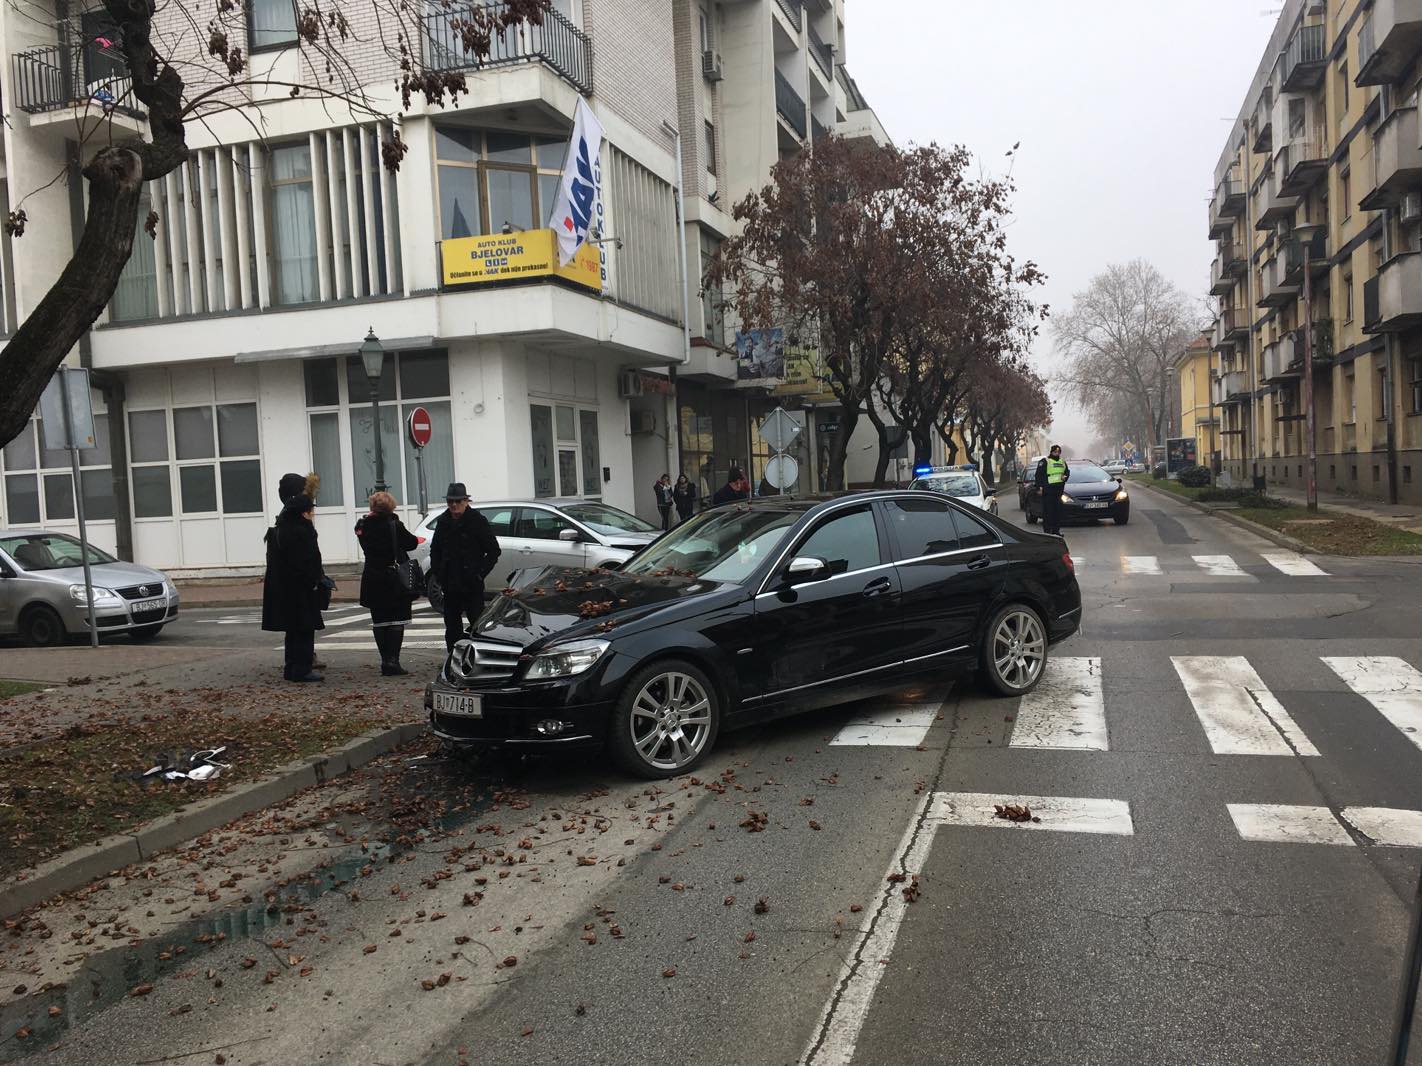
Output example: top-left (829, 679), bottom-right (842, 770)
top-left (764, 453), bottom-right (799, 491)
top-left (407, 406), bottom-right (433, 448)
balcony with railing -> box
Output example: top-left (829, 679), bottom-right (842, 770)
top-left (1280, 319), bottom-right (1335, 373)
top-left (1217, 370), bottom-right (1250, 403)
top-left (1281, 226), bottom-right (1329, 285)
top-left (1255, 168), bottom-right (1300, 230)
top-left (1277, 126), bottom-right (1330, 195)
top-left (773, 0), bottom-right (803, 31)
top-left (1262, 339), bottom-right (1292, 382)
top-left (812, 115), bottom-right (831, 142)
top-left (1257, 255), bottom-right (1299, 309)
top-left (775, 68), bottom-right (807, 139)
top-left (423, 1), bottom-right (592, 94)
top-left (1210, 255), bottom-right (1234, 297)
top-left (1367, 251), bottom-right (1422, 333)
top-left (1282, 23), bottom-right (1327, 92)
top-left (1213, 307), bottom-right (1250, 350)
top-left (1208, 178), bottom-right (1245, 238)
top-left (1359, 102), bottom-right (1422, 210)
top-left (1356, 0), bottom-right (1422, 86)
top-left (12, 35), bottom-right (143, 120)
top-left (808, 22), bottom-right (833, 79)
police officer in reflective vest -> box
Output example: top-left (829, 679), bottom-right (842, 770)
top-left (1034, 445), bottom-right (1071, 535)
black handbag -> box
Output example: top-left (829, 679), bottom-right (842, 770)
top-left (316, 575), bottom-right (336, 612)
top-left (390, 519), bottom-right (425, 598)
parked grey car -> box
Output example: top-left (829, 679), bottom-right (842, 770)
top-left (0, 530), bottom-right (179, 646)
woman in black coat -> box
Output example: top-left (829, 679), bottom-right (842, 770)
top-left (261, 494), bottom-right (326, 682)
top-left (355, 492), bottom-right (419, 676)
top-left (672, 474), bottom-right (697, 523)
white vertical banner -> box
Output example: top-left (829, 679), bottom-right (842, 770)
top-left (548, 97), bottom-right (605, 265)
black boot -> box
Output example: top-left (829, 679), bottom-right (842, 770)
top-left (382, 626), bottom-right (409, 676)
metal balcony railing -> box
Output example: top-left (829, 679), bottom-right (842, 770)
top-left (812, 116), bottom-right (831, 142)
top-left (423, 1), bottom-right (592, 95)
top-left (1359, 12), bottom-right (1378, 72)
top-left (837, 64), bottom-right (869, 112)
top-left (774, 0), bottom-right (803, 30)
top-left (1282, 23), bottom-right (1327, 91)
top-left (12, 38), bottom-right (141, 117)
top-left (775, 68), bottom-right (807, 138)
top-left (808, 22), bottom-right (833, 78)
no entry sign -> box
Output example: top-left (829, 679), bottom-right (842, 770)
top-left (407, 406), bottom-right (433, 448)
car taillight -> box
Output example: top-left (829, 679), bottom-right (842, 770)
top-left (1062, 552), bottom-right (1074, 573)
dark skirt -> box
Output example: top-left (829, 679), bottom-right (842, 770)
top-left (360, 565), bottom-right (413, 624)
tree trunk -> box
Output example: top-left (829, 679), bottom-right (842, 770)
top-left (863, 399), bottom-right (892, 488)
top-left (823, 401), bottom-right (858, 492)
top-left (980, 438), bottom-right (997, 485)
top-left (0, 147), bottom-right (145, 448)
top-left (911, 425), bottom-right (933, 470)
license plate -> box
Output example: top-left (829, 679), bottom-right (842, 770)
top-left (1081, 501), bottom-right (1110, 510)
top-left (132, 597), bottom-right (166, 612)
top-left (434, 692), bottom-right (482, 718)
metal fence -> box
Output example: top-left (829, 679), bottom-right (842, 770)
top-left (808, 22), bottom-right (832, 78)
top-left (774, 69), bottom-right (806, 139)
top-left (773, 0), bottom-right (802, 30)
top-left (423, 1), bottom-right (592, 95)
top-left (12, 39), bottom-right (139, 117)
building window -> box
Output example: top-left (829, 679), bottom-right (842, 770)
top-left (529, 402), bottom-right (600, 499)
top-left (250, 0), bottom-right (297, 49)
top-left (705, 120), bottom-right (718, 177)
top-left (1343, 269), bottom-right (1354, 322)
top-left (1340, 168), bottom-right (1351, 222)
top-left (699, 6), bottom-right (713, 52)
top-left (1344, 367), bottom-right (1357, 423)
top-left (1338, 62), bottom-right (1349, 122)
top-left (269, 143), bottom-right (319, 305)
top-left (112, 191), bottom-right (159, 322)
top-left (335, 351), bottom-right (454, 506)
top-left (1410, 357), bottom-right (1422, 415)
top-left (0, 408), bottom-right (114, 525)
top-left (127, 404), bottom-right (262, 518)
top-left (434, 127), bottom-right (567, 239)
top-left (1377, 361), bottom-right (1389, 420)
top-left (699, 228), bottom-right (726, 346)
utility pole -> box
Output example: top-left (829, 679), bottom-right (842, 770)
top-left (1295, 224), bottom-right (1324, 513)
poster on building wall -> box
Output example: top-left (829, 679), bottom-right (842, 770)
top-left (735, 328), bottom-right (786, 381)
top-left (775, 338), bottom-right (828, 396)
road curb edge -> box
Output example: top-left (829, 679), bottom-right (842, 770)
top-left (1131, 481), bottom-right (1318, 554)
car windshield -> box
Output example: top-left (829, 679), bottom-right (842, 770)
top-left (621, 506), bottom-right (801, 584)
top-left (561, 502), bottom-right (658, 536)
top-left (1, 533), bottom-right (117, 572)
top-left (1071, 464), bottom-right (1112, 482)
top-left (913, 474), bottom-right (980, 498)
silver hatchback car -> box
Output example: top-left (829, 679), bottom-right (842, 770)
top-left (0, 529), bottom-right (179, 646)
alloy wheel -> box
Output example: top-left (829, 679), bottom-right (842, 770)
top-left (628, 671), bottom-right (713, 772)
top-left (991, 609), bottom-right (1046, 691)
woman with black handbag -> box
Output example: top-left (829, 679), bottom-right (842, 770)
top-left (355, 492), bottom-right (421, 676)
top-left (261, 493), bottom-right (326, 682)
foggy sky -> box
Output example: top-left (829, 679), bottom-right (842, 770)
top-left (846, 1), bottom-right (1278, 454)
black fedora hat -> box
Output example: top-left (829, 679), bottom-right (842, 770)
top-left (444, 482), bottom-right (470, 501)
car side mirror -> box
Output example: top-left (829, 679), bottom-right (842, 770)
top-left (558, 528), bottom-right (582, 543)
top-left (784, 556), bottom-right (830, 586)
top-left (983, 488), bottom-right (996, 497)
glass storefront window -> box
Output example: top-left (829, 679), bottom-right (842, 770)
top-left (131, 466), bottom-right (172, 518)
top-left (129, 410), bottom-right (169, 463)
top-left (530, 404), bottom-right (555, 499)
top-left (399, 352), bottom-right (451, 399)
top-left (304, 358), bottom-right (340, 407)
top-left (174, 407), bottom-right (216, 460)
top-left (4, 475), bottom-right (39, 524)
top-left (179, 465), bottom-right (218, 514)
top-left (217, 403), bottom-right (259, 457)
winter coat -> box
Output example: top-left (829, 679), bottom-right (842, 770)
top-left (261, 506), bottom-right (326, 633)
top-left (355, 512), bottom-right (419, 614)
top-left (429, 507), bottom-right (501, 593)
top-left (673, 483), bottom-right (697, 518)
top-left (710, 483), bottom-right (749, 507)
top-left (654, 482), bottom-right (675, 509)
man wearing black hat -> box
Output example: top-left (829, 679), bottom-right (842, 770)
top-left (429, 483), bottom-right (501, 651)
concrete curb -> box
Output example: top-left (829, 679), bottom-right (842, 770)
top-left (1, 721), bottom-right (426, 920)
top-left (1132, 481), bottom-right (1317, 554)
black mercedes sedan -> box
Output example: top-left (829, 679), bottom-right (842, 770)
top-left (1022, 460), bottom-right (1131, 526)
top-left (426, 491), bottom-right (1081, 778)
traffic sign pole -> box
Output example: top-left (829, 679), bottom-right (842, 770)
top-left (407, 407), bottom-right (433, 515)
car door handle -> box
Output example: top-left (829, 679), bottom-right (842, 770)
top-left (862, 576), bottom-right (893, 598)
top-left (966, 554), bottom-right (991, 571)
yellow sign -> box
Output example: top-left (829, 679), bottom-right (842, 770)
top-left (775, 340), bottom-right (836, 401)
top-left (440, 229), bottom-right (603, 292)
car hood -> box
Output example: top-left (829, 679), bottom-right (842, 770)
top-left (473, 566), bottom-right (736, 650)
top-left (1064, 479), bottom-right (1120, 497)
top-left (24, 560), bottom-right (168, 588)
top-left (601, 531), bottom-right (659, 551)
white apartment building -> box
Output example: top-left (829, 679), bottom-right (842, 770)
top-left (0, 0), bottom-right (888, 573)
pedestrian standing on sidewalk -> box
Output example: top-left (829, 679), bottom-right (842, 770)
top-left (429, 483), bottom-right (501, 652)
top-left (710, 467), bottom-right (750, 507)
top-left (355, 492), bottom-right (419, 676)
top-left (654, 474), bottom-right (675, 530)
top-left (672, 474), bottom-right (697, 524)
top-left (1034, 445), bottom-right (1070, 536)
top-left (261, 493), bottom-right (326, 682)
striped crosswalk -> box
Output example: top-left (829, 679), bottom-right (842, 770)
top-left (1062, 551), bottom-right (1330, 577)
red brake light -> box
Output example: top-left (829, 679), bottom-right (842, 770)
top-left (1062, 552), bottom-right (1075, 573)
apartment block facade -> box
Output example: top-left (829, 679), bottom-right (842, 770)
top-left (1208, 0), bottom-right (1422, 504)
top-left (0, 0), bottom-right (885, 572)
top-left (1173, 333), bottom-right (1220, 467)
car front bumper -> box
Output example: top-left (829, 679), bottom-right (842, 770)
top-left (1059, 499), bottom-right (1129, 523)
top-left (425, 673), bottom-right (612, 751)
top-left (60, 596), bottom-right (179, 633)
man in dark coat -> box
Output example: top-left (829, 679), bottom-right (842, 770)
top-left (429, 482), bottom-right (502, 652)
top-left (710, 468), bottom-right (750, 507)
top-left (261, 493), bottom-right (326, 681)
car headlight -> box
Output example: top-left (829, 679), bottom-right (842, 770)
top-left (69, 584), bottom-right (122, 606)
top-left (524, 639), bottom-right (611, 680)
top-left (1114, 489), bottom-right (1129, 501)
top-left (164, 579), bottom-right (179, 598)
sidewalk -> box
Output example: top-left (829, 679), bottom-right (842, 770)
top-left (1258, 483), bottom-right (1422, 534)
top-left (174, 567), bottom-right (361, 608)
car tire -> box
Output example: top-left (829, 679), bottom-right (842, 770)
top-left (1113, 513), bottom-right (1130, 526)
top-left (980, 603), bottom-right (1049, 697)
top-left (427, 576), bottom-right (444, 615)
top-left (129, 624), bottom-right (164, 642)
top-left (608, 658), bottom-right (720, 779)
top-left (20, 605), bottom-right (68, 648)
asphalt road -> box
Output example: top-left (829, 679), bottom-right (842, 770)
top-left (5, 484), bottom-right (1421, 1066)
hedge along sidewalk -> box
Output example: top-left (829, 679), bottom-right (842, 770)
top-left (0, 719), bottom-right (426, 920)
top-left (1127, 476), bottom-right (1422, 556)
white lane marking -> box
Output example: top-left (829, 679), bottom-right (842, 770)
top-left (1193, 555), bottom-right (1247, 577)
top-left (1010, 657), bottom-right (1108, 751)
top-left (829, 706), bottom-right (938, 747)
top-left (323, 608), bottom-right (438, 628)
top-left (1122, 556), bottom-right (1161, 575)
top-left (1171, 656), bottom-right (1320, 757)
top-left (1262, 551), bottom-right (1329, 576)
top-left (278, 640), bottom-right (447, 651)
top-left (1227, 804), bottom-right (1353, 845)
top-left (1321, 656), bottom-right (1422, 755)
top-left (801, 789), bottom-right (1133, 1065)
top-left (932, 792), bottom-right (1134, 836)
top-left (1340, 807), bottom-right (1422, 848)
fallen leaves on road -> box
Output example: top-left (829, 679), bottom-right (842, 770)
top-left (754, 897), bottom-right (769, 915)
top-left (662, 967), bottom-right (677, 978)
top-left (994, 804), bottom-right (1039, 824)
top-left (739, 809), bottom-right (768, 833)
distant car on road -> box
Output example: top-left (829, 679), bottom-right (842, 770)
top-left (1020, 460), bottom-right (1131, 527)
top-left (908, 467), bottom-right (998, 515)
top-left (1102, 460), bottom-right (1129, 477)
top-left (0, 529), bottom-right (179, 646)
top-left (426, 491), bottom-right (1081, 777)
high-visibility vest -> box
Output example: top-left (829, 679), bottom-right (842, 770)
top-left (1046, 458), bottom-right (1067, 485)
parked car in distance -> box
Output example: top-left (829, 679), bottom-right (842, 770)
top-left (0, 529), bottom-right (179, 646)
top-left (908, 467), bottom-right (998, 515)
top-left (1102, 460), bottom-right (1129, 477)
top-left (1021, 460), bottom-right (1131, 526)
top-left (426, 491), bottom-right (1081, 778)
top-left (412, 500), bottom-right (661, 609)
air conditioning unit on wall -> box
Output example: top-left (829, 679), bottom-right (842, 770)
top-left (629, 409), bottom-right (656, 435)
top-left (702, 50), bottom-right (724, 81)
top-left (617, 370), bottom-right (644, 398)
top-left (1401, 191), bottom-right (1422, 224)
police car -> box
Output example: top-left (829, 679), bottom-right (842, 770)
top-left (907, 466), bottom-right (998, 514)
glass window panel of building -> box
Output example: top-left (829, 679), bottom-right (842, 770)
top-left (0, 404), bottom-right (115, 525)
top-left (126, 403), bottom-right (262, 519)
top-left (270, 143), bottom-right (319, 305)
top-left (435, 127), bottom-right (568, 240)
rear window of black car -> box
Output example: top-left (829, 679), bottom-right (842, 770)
top-left (882, 497), bottom-right (959, 559)
top-left (951, 508), bottom-right (999, 549)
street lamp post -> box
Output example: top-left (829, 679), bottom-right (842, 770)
top-left (359, 328), bottom-right (388, 495)
top-left (1294, 223), bottom-right (1325, 513)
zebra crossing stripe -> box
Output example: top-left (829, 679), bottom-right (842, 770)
top-left (1262, 551), bottom-right (1328, 576)
top-left (1321, 656), bottom-right (1422, 755)
top-left (1340, 807), bottom-right (1422, 848)
top-left (1122, 556), bottom-right (1161, 575)
top-left (932, 793), bottom-right (1134, 836)
top-left (829, 705), bottom-right (939, 747)
top-left (1010, 657), bottom-right (1108, 751)
top-left (1226, 804), bottom-right (1354, 845)
top-left (1171, 656), bottom-right (1320, 757)
top-left (1192, 555), bottom-right (1247, 577)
